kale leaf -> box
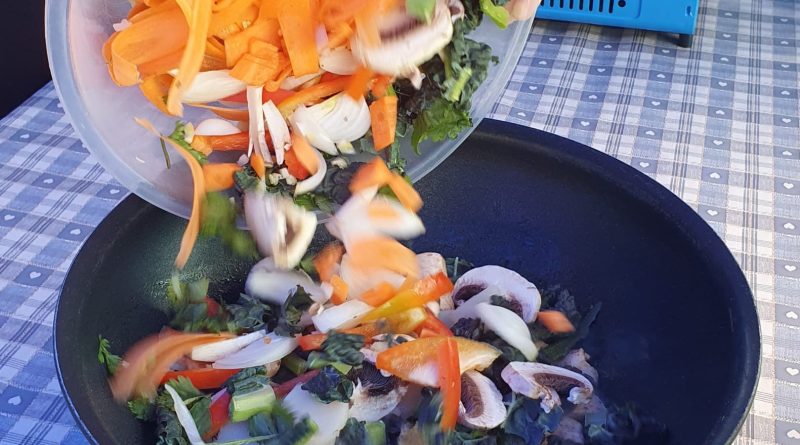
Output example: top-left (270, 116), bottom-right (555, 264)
top-left (155, 377), bottom-right (212, 441)
top-left (336, 418), bottom-right (387, 445)
top-left (302, 366), bottom-right (355, 404)
top-left (248, 401), bottom-right (318, 445)
top-left (201, 192), bottom-right (259, 259)
top-left (234, 165), bottom-right (261, 192)
top-left (274, 286), bottom-right (315, 336)
top-left (319, 331), bottom-right (366, 367)
top-left (450, 318), bottom-right (483, 340)
top-left (225, 294), bottom-right (273, 333)
top-left (155, 407), bottom-right (189, 445)
top-left (97, 335), bottom-right (121, 375)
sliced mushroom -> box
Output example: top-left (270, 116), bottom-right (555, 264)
top-left (243, 188), bottom-right (317, 269)
top-left (245, 258), bottom-right (326, 305)
top-left (350, 0), bottom-right (454, 86)
top-left (349, 362), bottom-right (409, 421)
top-left (558, 348), bottom-right (599, 384)
top-left (450, 265), bottom-right (541, 323)
top-left (457, 371), bottom-right (506, 429)
top-left (553, 417), bottom-right (585, 444)
top-left (501, 362), bottom-right (594, 413)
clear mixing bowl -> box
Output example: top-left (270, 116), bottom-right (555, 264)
top-left (46, 0), bottom-right (532, 219)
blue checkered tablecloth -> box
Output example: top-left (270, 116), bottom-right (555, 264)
top-left (0, 0), bottom-right (798, 443)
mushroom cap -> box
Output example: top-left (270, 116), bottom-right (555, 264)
top-left (349, 362), bottom-right (408, 421)
top-left (451, 265), bottom-right (541, 323)
top-left (501, 362), bottom-right (594, 413)
top-left (457, 370), bottom-right (507, 429)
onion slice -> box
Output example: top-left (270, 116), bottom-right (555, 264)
top-left (290, 105), bottom-right (338, 155)
top-left (212, 332), bottom-right (298, 369)
top-left (312, 300), bottom-right (374, 333)
top-left (475, 303), bottom-right (538, 361)
top-left (263, 100), bottom-right (290, 165)
top-left (246, 258), bottom-right (327, 305)
top-left (179, 70), bottom-right (247, 104)
top-left (247, 86), bottom-right (270, 163)
top-left (191, 330), bottom-right (267, 362)
top-left (280, 71), bottom-right (323, 90)
top-left (294, 148), bottom-right (327, 196)
top-left (164, 384), bottom-right (205, 445)
top-left (194, 118), bottom-right (241, 136)
top-left (306, 94), bottom-right (370, 144)
top-left (320, 48), bottom-right (358, 75)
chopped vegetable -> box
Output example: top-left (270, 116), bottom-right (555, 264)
top-left (275, 286), bottom-right (315, 336)
top-left (205, 390), bottom-right (232, 441)
top-left (348, 157), bottom-right (393, 193)
top-left (359, 282), bottom-right (396, 307)
top-left (191, 132), bottom-right (249, 152)
top-left (98, 335), bottom-right (122, 375)
top-left (273, 369), bottom-right (321, 398)
top-left (284, 146), bottom-right (312, 180)
top-left (479, 0), bottom-right (511, 28)
top-left (417, 309), bottom-right (454, 337)
top-left (277, 75), bottom-right (351, 116)
top-left (537, 310), bottom-right (576, 334)
top-left (226, 368), bottom-right (277, 422)
top-left (313, 243), bottom-right (346, 283)
top-left (384, 306), bottom-right (428, 333)
top-left (438, 337), bottom-right (460, 430)
top-left (160, 368), bottom-right (241, 390)
top-left (406, 0), bottom-right (436, 23)
top-left (302, 365), bottom-right (355, 403)
top-left (330, 275), bottom-right (349, 305)
top-left (277, 0), bottom-right (320, 76)
top-left (166, 0), bottom-right (214, 116)
top-left (347, 237), bottom-right (419, 278)
top-left (346, 66), bottom-right (374, 99)
top-left (369, 95), bottom-right (398, 151)
top-left (290, 131), bottom-right (321, 174)
top-left (247, 401), bottom-right (319, 444)
top-left (363, 273), bottom-right (452, 321)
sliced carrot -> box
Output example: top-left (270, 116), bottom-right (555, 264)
top-left (201, 53), bottom-right (229, 71)
top-left (363, 288), bottom-right (441, 322)
top-left (277, 0), bottom-right (320, 76)
top-left (127, 1), bottom-right (150, 19)
top-left (203, 163), bottom-right (240, 192)
top-left (230, 53), bottom-right (280, 86)
top-left (249, 39), bottom-right (279, 60)
top-left (325, 22), bottom-right (354, 49)
top-left (224, 18), bottom-right (281, 67)
top-left (370, 75), bottom-right (393, 98)
top-left (283, 147), bottom-right (311, 180)
top-left (250, 152), bottom-right (267, 179)
top-left (369, 95), bottom-right (398, 150)
top-left (330, 275), bottom-right (349, 305)
top-left (439, 337), bottom-right (461, 431)
top-left (313, 243), bottom-right (345, 282)
top-left (348, 237), bottom-right (419, 278)
top-left (263, 89), bottom-right (295, 105)
top-left (537, 310), bottom-right (576, 333)
top-left (348, 157), bottom-right (392, 193)
top-left (209, 0), bottom-right (255, 38)
top-left (137, 47), bottom-right (184, 78)
top-left (277, 76), bottom-right (351, 115)
top-left (139, 74), bottom-right (172, 115)
top-left (319, 0), bottom-right (370, 28)
top-left (193, 132), bottom-right (250, 152)
top-left (346, 66), bottom-right (374, 99)
top-left (388, 173), bottom-right (423, 212)
top-left (290, 132), bottom-right (320, 174)
top-left (360, 282), bottom-right (396, 307)
top-left (412, 272), bottom-right (454, 301)
top-left (206, 36), bottom-right (227, 60)
top-left (136, 118), bottom-right (205, 269)
top-left (167, 0), bottom-right (214, 116)
top-left (264, 61), bottom-right (293, 92)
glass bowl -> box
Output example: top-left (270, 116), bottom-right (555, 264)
top-left (46, 0), bottom-right (532, 219)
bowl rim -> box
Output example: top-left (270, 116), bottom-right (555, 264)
top-left (44, 0), bottom-right (533, 222)
top-left (55, 120), bottom-right (761, 445)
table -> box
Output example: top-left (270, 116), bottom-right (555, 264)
top-left (0, 0), bottom-right (797, 443)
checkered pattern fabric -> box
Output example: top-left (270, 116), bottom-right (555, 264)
top-left (0, 0), bottom-right (797, 442)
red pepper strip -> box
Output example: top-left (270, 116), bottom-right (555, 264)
top-left (417, 309), bottom-right (453, 337)
top-left (273, 369), bottom-right (321, 398)
top-left (438, 337), bottom-right (461, 431)
top-left (160, 368), bottom-right (240, 390)
top-left (203, 390), bottom-right (231, 441)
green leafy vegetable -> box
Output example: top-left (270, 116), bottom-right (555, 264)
top-left (97, 335), bottom-right (121, 375)
top-left (450, 318), bottom-right (483, 340)
top-left (275, 286), bottom-right (315, 336)
top-left (319, 331), bottom-right (366, 367)
top-left (479, 0), bottom-right (510, 28)
top-left (155, 407), bottom-right (189, 445)
top-left (301, 365), bottom-right (354, 404)
top-left (188, 397), bottom-right (212, 438)
top-left (336, 418), bottom-right (387, 445)
top-left (410, 97), bottom-right (472, 151)
top-left (298, 253), bottom-right (317, 278)
top-left (168, 122), bottom-right (208, 165)
top-left (163, 376), bottom-right (204, 400)
top-left (234, 165), bottom-right (261, 192)
top-left (202, 192), bottom-right (259, 259)
top-left (294, 192), bottom-right (335, 213)
top-left (248, 402), bottom-right (318, 445)
top-left (501, 397), bottom-right (562, 444)
top-left (128, 396), bottom-right (155, 421)
top-left (406, 0), bottom-right (436, 22)
top-left (225, 367), bottom-right (276, 422)
top-left (225, 294), bottom-right (273, 333)
top-left (158, 377), bottom-right (212, 439)
top-left (283, 353), bottom-right (310, 376)
top-left (489, 294), bottom-right (518, 313)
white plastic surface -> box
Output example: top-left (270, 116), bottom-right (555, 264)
top-left (46, 0), bottom-right (533, 219)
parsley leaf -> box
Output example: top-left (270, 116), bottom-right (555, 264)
top-left (155, 407), bottom-right (189, 445)
top-left (302, 366), bottom-right (354, 404)
top-left (274, 286), bottom-right (315, 336)
top-left (97, 335), bottom-right (121, 375)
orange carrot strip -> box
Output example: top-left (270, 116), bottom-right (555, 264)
top-left (230, 53), bottom-right (280, 85)
top-left (137, 47), bottom-right (184, 78)
top-left (313, 243), bottom-right (345, 282)
top-left (330, 275), bottom-right (349, 305)
top-left (360, 282), bottom-right (396, 307)
top-left (277, 76), bottom-right (351, 115)
top-left (537, 311), bottom-right (576, 333)
top-left (250, 152), bottom-right (267, 178)
top-left (264, 59), bottom-right (293, 92)
top-left (167, 0), bottom-right (214, 116)
top-left (346, 66), bottom-right (374, 99)
top-left (139, 74), bottom-right (172, 115)
top-left (369, 95), bottom-right (397, 150)
top-left (209, 0), bottom-right (255, 37)
top-left (224, 19), bottom-right (281, 67)
top-left (354, 1), bottom-right (380, 47)
top-left (370, 75), bottom-right (393, 98)
top-left (136, 118), bottom-right (205, 268)
top-left (319, 0), bottom-right (369, 28)
top-left (290, 132), bottom-right (320, 174)
top-left (249, 40), bottom-right (279, 60)
top-left (348, 157), bottom-right (392, 193)
top-left (193, 132), bottom-right (250, 152)
top-left (206, 37), bottom-right (227, 59)
top-left (203, 163), bottom-right (241, 192)
top-left (388, 174), bottom-right (423, 212)
top-left (278, 0), bottom-right (320, 76)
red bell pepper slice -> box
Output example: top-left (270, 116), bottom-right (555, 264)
top-left (438, 337), bottom-right (460, 431)
top-left (160, 368), bottom-right (240, 390)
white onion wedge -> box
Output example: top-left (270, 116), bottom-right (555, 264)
top-left (191, 330), bottom-right (266, 362)
top-left (307, 94), bottom-right (370, 143)
top-left (194, 118), bottom-right (241, 136)
top-left (212, 332), bottom-right (298, 369)
top-left (290, 105), bottom-right (338, 155)
top-left (180, 70), bottom-right (247, 104)
top-left (475, 303), bottom-right (538, 361)
top-left (437, 286), bottom-right (499, 326)
top-left (165, 384), bottom-right (205, 445)
top-left (294, 149), bottom-right (327, 196)
top-left (365, 198), bottom-right (425, 240)
top-left (312, 300), bottom-right (374, 333)
top-left (263, 100), bottom-right (290, 165)
top-left (247, 86), bottom-right (270, 163)
top-left (320, 48), bottom-right (358, 75)
top-left (283, 387), bottom-right (349, 445)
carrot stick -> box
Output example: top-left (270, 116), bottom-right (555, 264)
top-left (192, 132), bottom-right (250, 152)
top-left (230, 53), bottom-right (280, 85)
top-left (139, 74), bottom-right (172, 115)
top-left (439, 337), bottom-right (461, 431)
top-left (277, 76), bottom-right (351, 115)
top-left (167, 0), bottom-right (214, 116)
top-left (224, 18), bottom-right (281, 67)
top-left (369, 95), bottom-right (397, 150)
top-left (346, 66), bottom-right (374, 99)
top-left (278, 0), bottom-right (320, 76)
top-left (388, 174), bottom-right (423, 212)
top-left (348, 237), bottom-right (420, 278)
top-left (203, 163), bottom-right (241, 192)
top-left (360, 282), bottom-right (396, 307)
top-left (208, 0), bottom-right (255, 37)
top-left (283, 147), bottom-right (311, 180)
top-left (319, 0), bottom-right (370, 28)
